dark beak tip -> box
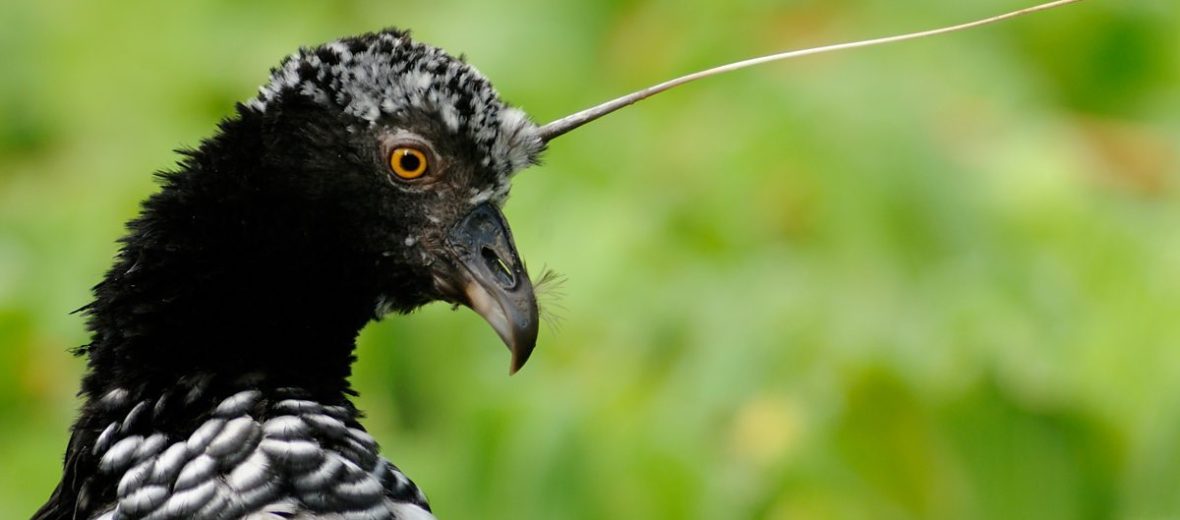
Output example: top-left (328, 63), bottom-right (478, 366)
top-left (508, 353), bottom-right (530, 375)
top-left (507, 318), bottom-right (538, 376)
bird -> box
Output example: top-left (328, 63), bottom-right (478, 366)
top-left (32, 3), bottom-right (1080, 518)
top-left (34, 29), bottom-right (544, 520)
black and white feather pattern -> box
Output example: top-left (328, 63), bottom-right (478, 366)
top-left (73, 379), bottom-right (433, 520)
top-left (247, 29), bottom-right (543, 183)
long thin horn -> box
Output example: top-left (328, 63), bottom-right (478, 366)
top-left (537, 0), bottom-right (1082, 142)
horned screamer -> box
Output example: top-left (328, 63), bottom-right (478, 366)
top-left (33, 2), bottom-right (1082, 518)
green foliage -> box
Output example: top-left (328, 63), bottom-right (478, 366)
top-left (1, 1), bottom-right (1177, 518)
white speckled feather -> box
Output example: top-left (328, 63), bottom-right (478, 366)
top-left (89, 388), bottom-right (435, 519)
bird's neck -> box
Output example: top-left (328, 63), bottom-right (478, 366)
top-left (80, 114), bottom-right (383, 400)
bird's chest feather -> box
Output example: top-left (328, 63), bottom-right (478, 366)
top-left (78, 383), bottom-right (433, 520)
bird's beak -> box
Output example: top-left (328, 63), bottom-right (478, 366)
top-left (441, 203), bottom-right (538, 374)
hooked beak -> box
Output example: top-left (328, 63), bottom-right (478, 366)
top-left (440, 203), bottom-right (538, 374)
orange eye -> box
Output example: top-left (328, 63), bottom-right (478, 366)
top-left (389, 147), bottom-right (429, 180)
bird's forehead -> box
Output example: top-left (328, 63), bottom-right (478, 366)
top-left (247, 29), bottom-right (544, 178)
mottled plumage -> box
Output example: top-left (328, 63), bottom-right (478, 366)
top-left (246, 30), bottom-right (542, 181)
top-left (83, 381), bottom-right (429, 519)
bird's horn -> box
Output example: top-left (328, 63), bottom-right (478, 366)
top-left (536, 0), bottom-right (1082, 143)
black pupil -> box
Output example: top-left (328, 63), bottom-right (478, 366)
top-left (399, 152), bottom-right (421, 172)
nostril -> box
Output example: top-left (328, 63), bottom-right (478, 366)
top-left (481, 247), bottom-right (516, 288)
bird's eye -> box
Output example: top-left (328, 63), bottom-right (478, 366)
top-left (389, 147), bottom-right (429, 180)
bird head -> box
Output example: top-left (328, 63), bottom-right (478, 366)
top-left (97, 3), bottom-right (1077, 380)
top-left (236, 29), bottom-right (545, 373)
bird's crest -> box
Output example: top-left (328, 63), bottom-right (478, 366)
top-left (247, 28), bottom-right (544, 179)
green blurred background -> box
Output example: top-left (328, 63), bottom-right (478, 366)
top-left (2, 0), bottom-right (1178, 518)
